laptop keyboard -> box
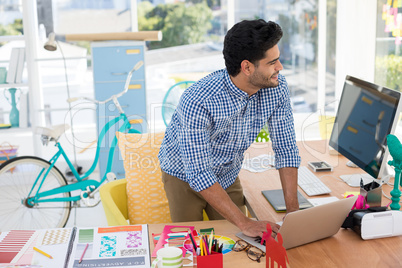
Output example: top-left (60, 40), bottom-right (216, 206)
top-left (298, 166), bottom-right (331, 196)
top-left (235, 232), bottom-right (266, 252)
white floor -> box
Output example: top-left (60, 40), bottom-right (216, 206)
top-left (65, 200), bottom-right (108, 228)
top-left (63, 171), bottom-right (109, 228)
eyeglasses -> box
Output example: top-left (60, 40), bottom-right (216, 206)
top-left (233, 240), bottom-right (266, 263)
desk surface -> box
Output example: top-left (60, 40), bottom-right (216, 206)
top-left (149, 140), bottom-right (402, 267)
top-left (238, 140), bottom-right (402, 267)
top-left (148, 220), bottom-right (264, 267)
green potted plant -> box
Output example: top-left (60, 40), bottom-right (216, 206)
top-left (255, 122), bottom-right (269, 142)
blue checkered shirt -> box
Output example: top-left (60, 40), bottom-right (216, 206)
top-left (158, 69), bottom-right (300, 192)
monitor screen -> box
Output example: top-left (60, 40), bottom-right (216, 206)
top-left (329, 75), bottom-right (402, 179)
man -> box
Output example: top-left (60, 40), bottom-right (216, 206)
top-left (158, 19), bottom-right (301, 238)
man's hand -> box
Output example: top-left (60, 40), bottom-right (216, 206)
top-left (199, 183), bottom-right (280, 238)
top-left (240, 218), bottom-right (280, 238)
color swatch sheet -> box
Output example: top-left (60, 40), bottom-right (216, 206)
top-left (183, 235), bottom-right (235, 254)
top-left (0, 225), bottom-right (150, 268)
top-left (0, 228), bottom-right (73, 267)
top-left (0, 230), bottom-right (37, 265)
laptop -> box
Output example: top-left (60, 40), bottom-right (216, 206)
top-left (236, 195), bottom-right (358, 250)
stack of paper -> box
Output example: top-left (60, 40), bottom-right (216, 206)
top-left (242, 154), bottom-right (275, 173)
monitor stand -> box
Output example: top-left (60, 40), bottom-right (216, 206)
top-left (339, 161), bottom-right (374, 187)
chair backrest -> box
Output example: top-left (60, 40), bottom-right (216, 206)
top-left (162, 80), bottom-right (195, 126)
top-left (99, 178), bottom-right (129, 226)
top-left (117, 132), bottom-right (172, 224)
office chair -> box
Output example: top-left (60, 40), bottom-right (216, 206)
top-left (99, 132), bottom-right (210, 226)
top-left (99, 178), bottom-right (129, 226)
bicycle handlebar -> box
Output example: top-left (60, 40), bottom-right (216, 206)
top-left (67, 60), bottom-right (144, 105)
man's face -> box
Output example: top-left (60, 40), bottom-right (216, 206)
top-left (249, 45), bottom-right (283, 89)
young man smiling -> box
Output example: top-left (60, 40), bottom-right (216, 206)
top-left (158, 19), bottom-right (301, 238)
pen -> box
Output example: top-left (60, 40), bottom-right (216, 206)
top-left (200, 238), bottom-right (204, 256)
top-left (79, 243), bottom-right (89, 264)
top-left (203, 236), bottom-right (210, 255)
top-left (188, 231), bottom-right (197, 252)
top-left (33, 247), bottom-right (53, 259)
top-left (218, 244), bottom-right (223, 253)
top-left (209, 230), bottom-right (213, 254)
top-left (202, 237), bottom-right (208, 256)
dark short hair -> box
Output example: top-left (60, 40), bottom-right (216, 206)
top-left (223, 19), bottom-right (283, 76)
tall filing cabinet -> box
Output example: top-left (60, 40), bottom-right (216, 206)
top-left (92, 41), bottom-right (148, 180)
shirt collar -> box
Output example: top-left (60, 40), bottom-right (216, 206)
top-left (223, 69), bottom-right (249, 99)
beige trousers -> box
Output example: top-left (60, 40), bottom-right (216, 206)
top-left (162, 171), bottom-right (246, 222)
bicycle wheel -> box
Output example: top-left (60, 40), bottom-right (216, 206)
top-left (0, 156), bottom-right (71, 231)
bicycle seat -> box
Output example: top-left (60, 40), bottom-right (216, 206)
top-left (35, 124), bottom-right (70, 141)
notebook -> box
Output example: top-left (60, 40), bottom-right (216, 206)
top-left (262, 189), bottom-right (313, 212)
top-left (236, 195), bottom-right (358, 250)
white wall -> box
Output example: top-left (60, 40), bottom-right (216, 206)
top-left (335, 0), bottom-right (377, 101)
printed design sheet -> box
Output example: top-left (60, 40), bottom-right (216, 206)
top-left (42, 228), bottom-right (71, 245)
top-left (70, 225), bottom-right (150, 268)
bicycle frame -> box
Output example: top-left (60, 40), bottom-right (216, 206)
top-left (26, 112), bottom-right (133, 206)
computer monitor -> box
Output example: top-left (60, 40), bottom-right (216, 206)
top-left (329, 75), bottom-right (402, 186)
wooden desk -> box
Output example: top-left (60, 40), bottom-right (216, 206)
top-left (148, 220), bottom-right (265, 267)
top-left (239, 140), bottom-right (402, 267)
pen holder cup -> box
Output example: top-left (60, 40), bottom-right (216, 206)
top-left (196, 252), bottom-right (223, 268)
top-left (360, 182), bottom-right (382, 207)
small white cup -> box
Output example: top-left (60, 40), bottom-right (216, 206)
top-left (151, 247), bottom-right (183, 268)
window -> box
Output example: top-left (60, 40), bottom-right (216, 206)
top-left (0, 0), bottom-right (338, 141)
top-left (140, 0), bottom-right (337, 139)
top-left (375, 0), bottom-right (402, 92)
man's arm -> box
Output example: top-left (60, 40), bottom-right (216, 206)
top-left (278, 167), bottom-right (299, 213)
top-left (199, 182), bottom-right (280, 237)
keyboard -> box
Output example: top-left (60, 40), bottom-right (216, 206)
top-left (298, 166), bottom-right (331, 196)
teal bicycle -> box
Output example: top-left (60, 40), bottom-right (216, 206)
top-left (0, 61), bottom-right (144, 231)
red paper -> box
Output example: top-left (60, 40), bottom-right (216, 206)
top-left (261, 224), bottom-right (289, 268)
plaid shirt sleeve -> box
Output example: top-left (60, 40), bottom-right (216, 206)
top-left (175, 94), bottom-right (219, 192)
top-left (268, 78), bottom-right (301, 169)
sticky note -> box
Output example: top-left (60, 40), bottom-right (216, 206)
top-left (344, 191), bottom-right (360, 198)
